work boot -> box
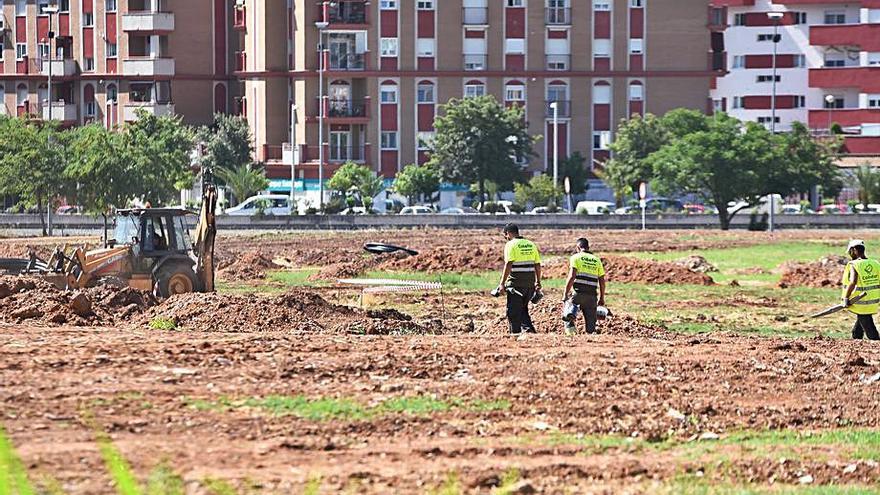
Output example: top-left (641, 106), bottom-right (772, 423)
top-left (564, 322), bottom-right (576, 336)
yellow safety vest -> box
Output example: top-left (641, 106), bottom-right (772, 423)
top-left (842, 258), bottom-right (880, 315)
top-left (570, 252), bottom-right (605, 294)
top-left (504, 238), bottom-right (541, 288)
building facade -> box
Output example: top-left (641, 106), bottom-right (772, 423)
top-left (234, 0), bottom-right (714, 201)
top-left (710, 0), bottom-right (880, 163)
top-left (0, 0), bottom-right (235, 127)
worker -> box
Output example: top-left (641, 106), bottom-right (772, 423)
top-left (562, 238), bottom-right (606, 334)
top-left (495, 223), bottom-right (542, 335)
top-left (843, 239), bottom-right (880, 340)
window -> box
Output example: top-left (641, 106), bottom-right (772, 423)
top-left (16, 43), bottom-right (26, 61)
top-left (732, 97), bottom-right (743, 109)
top-left (15, 0), bottom-right (26, 16)
top-left (868, 95), bottom-right (880, 108)
top-left (546, 84), bottom-right (567, 103)
top-left (794, 12), bottom-right (807, 24)
top-left (628, 83), bottom-right (643, 101)
top-left (58, 0), bottom-right (70, 12)
top-left (757, 116), bottom-right (780, 124)
top-left (83, 57), bottom-right (95, 71)
top-left (380, 85), bottom-right (398, 103)
top-left (417, 83), bottom-right (434, 103)
top-left (734, 14), bottom-right (745, 26)
top-left (105, 0), bottom-right (117, 12)
top-left (593, 39), bottom-right (610, 57)
top-left (380, 0), bottom-right (397, 9)
top-left (107, 84), bottom-right (118, 102)
top-left (506, 84), bottom-right (525, 101)
top-left (0, 40), bottom-right (4, 61)
top-left (106, 42), bottom-right (117, 58)
top-left (381, 132), bottom-right (398, 150)
top-left (37, 0), bottom-right (50, 14)
top-left (794, 96), bottom-right (806, 108)
top-left (508, 0), bottom-right (524, 6)
top-left (824, 10), bottom-right (846, 25)
top-left (417, 0), bottom-right (434, 9)
top-left (593, 1), bottom-right (610, 11)
top-left (38, 44), bottom-right (49, 61)
top-left (794, 55), bottom-right (806, 68)
top-left (732, 56), bottom-right (744, 69)
top-left (712, 99), bottom-right (724, 112)
top-left (824, 58), bottom-right (845, 68)
top-left (380, 38), bottom-right (398, 57)
top-left (416, 38), bottom-right (435, 57)
top-left (630, 0), bottom-right (643, 6)
top-left (464, 83), bottom-right (485, 98)
top-left (593, 131), bottom-right (611, 150)
top-left (757, 34), bottom-right (775, 42)
top-left (825, 96), bottom-right (844, 109)
top-left (417, 132), bottom-right (434, 150)
top-left (505, 39), bottom-right (525, 54)
top-left (592, 82), bottom-right (611, 104)
top-left (83, 13), bottom-right (95, 27)
top-left (756, 74), bottom-right (780, 83)
top-left (629, 39), bottom-right (643, 55)
top-left (85, 101), bottom-right (97, 117)
top-left (709, 7), bottom-right (724, 26)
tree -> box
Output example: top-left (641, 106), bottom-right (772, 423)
top-left (120, 110), bottom-right (196, 205)
top-left (216, 163), bottom-right (269, 205)
top-left (393, 163), bottom-right (441, 205)
top-left (853, 164), bottom-right (880, 208)
top-left (64, 124), bottom-right (131, 214)
top-left (428, 96), bottom-right (535, 204)
top-left (602, 113), bottom-right (668, 204)
top-left (0, 117), bottom-right (68, 235)
top-left (514, 175), bottom-right (563, 209)
top-left (198, 113), bottom-right (254, 175)
top-left (327, 162), bottom-right (386, 211)
top-left (560, 152), bottom-right (590, 196)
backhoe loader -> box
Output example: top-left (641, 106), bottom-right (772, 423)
top-left (0, 185), bottom-right (217, 298)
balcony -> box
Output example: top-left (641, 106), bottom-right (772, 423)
top-left (325, 1), bottom-right (368, 25)
top-left (40, 59), bottom-right (78, 77)
top-left (463, 54), bottom-right (487, 71)
top-left (545, 100), bottom-right (571, 118)
top-left (843, 136), bottom-right (880, 156)
top-left (324, 98), bottom-right (370, 120)
top-left (463, 7), bottom-right (488, 25)
top-left (811, 24), bottom-right (880, 51)
top-left (808, 108), bottom-right (880, 129)
top-left (299, 144), bottom-right (369, 164)
top-left (124, 102), bottom-right (176, 122)
top-left (233, 6), bottom-right (246, 30)
top-left (121, 12), bottom-right (175, 33)
top-left (41, 102), bottom-right (77, 122)
top-left (545, 7), bottom-right (571, 25)
top-left (810, 67), bottom-right (880, 93)
top-left (545, 54), bottom-right (570, 71)
top-left (327, 52), bottom-right (366, 71)
top-left (122, 57), bottom-right (176, 76)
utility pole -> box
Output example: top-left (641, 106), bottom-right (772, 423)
top-left (45, 5), bottom-right (59, 237)
top-left (767, 11), bottom-right (783, 233)
top-left (316, 4), bottom-right (330, 213)
top-left (550, 101), bottom-right (559, 207)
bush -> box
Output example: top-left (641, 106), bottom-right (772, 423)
top-left (322, 196), bottom-right (345, 214)
top-left (510, 203), bottom-right (526, 214)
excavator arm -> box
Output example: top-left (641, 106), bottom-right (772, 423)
top-left (194, 184), bottom-right (218, 292)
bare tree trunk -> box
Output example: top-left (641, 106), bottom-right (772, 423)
top-left (37, 195), bottom-right (47, 237)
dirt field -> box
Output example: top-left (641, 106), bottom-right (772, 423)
top-left (2, 229), bottom-right (880, 494)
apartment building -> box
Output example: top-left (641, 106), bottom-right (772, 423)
top-left (0, 0), bottom-right (235, 127)
top-left (234, 0), bottom-right (714, 200)
top-left (709, 0), bottom-right (880, 163)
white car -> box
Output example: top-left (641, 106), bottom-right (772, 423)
top-left (575, 201), bottom-right (614, 215)
top-left (225, 194), bottom-right (292, 216)
top-left (399, 206), bottom-right (434, 215)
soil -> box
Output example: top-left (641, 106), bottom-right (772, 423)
top-left (542, 255), bottom-right (715, 286)
top-left (778, 255), bottom-right (848, 289)
top-left (217, 251), bottom-right (281, 281)
top-left (674, 255), bottom-right (718, 274)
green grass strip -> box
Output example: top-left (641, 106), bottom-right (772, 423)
top-left (96, 432), bottom-right (143, 495)
top-left (0, 425), bottom-right (35, 495)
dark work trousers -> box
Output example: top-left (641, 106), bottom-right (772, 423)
top-left (852, 314), bottom-right (880, 340)
top-left (572, 292), bottom-right (599, 334)
top-left (506, 287), bottom-right (536, 334)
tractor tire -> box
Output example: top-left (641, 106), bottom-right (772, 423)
top-left (157, 264), bottom-right (198, 298)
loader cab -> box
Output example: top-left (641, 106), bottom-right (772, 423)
top-left (114, 208), bottom-right (194, 257)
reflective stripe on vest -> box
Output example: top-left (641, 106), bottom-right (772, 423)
top-left (574, 274), bottom-right (599, 287)
top-left (511, 261), bottom-right (536, 273)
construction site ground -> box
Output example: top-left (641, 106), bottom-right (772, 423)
top-left (3, 229), bottom-right (880, 495)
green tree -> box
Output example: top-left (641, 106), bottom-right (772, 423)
top-left (602, 113), bottom-right (668, 204)
top-left (64, 124), bottom-right (131, 214)
top-left (514, 175), bottom-right (563, 209)
top-left (0, 116), bottom-right (68, 235)
top-left (327, 162), bottom-right (385, 211)
top-left (393, 163), bottom-right (441, 205)
top-left (120, 110), bottom-right (196, 206)
top-left (853, 164), bottom-right (880, 208)
top-left (428, 96), bottom-right (535, 204)
top-left (777, 122), bottom-right (843, 200)
top-left (560, 152), bottom-right (590, 196)
top-left (216, 163), bottom-right (270, 205)
top-left (198, 113), bottom-right (254, 174)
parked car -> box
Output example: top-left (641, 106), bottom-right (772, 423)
top-left (56, 205), bottom-right (83, 215)
top-left (853, 204), bottom-right (880, 214)
top-left (340, 206), bottom-right (369, 215)
top-left (575, 201), bottom-right (614, 215)
top-left (615, 198), bottom-right (685, 215)
top-left (683, 204), bottom-right (717, 215)
top-left (439, 207), bottom-right (479, 215)
top-left (399, 206), bottom-right (434, 215)
top-left (782, 204), bottom-right (816, 215)
top-left (225, 194), bottom-right (292, 216)
top-left (818, 204), bottom-right (852, 215)
top-left (527, 206), bottom-right (565, 215)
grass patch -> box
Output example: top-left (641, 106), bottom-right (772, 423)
top-left (0, 424), bottom-right (35, 495)
top-left (266, 269), bottom-right (321, 286)
top-left (148, 317), bottom-right (177, 331)
top-left (96, 432), bottom-right (142, 495)
top-left (185, 394), bottom-right (511, 421)
top-left (145, 462), bottom-right (184, 495)
top-left (428, 473), bottom-right (462, 495)
top-left (656, 477), bottom-right (880, 495)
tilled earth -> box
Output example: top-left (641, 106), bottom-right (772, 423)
top-left (3, 321), bottom-right (880, 494)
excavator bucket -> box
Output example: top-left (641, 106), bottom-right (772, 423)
top-left (194, 184), bottom-right (218, 293)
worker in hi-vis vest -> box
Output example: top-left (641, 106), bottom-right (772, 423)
top-left (495, 224), bottom-right (542, 335)
top-left (562, 238), bottom-right (606, 334)
top-left (842, 239), bottom-right (880, 340)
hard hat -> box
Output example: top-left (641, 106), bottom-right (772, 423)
top-left (597, 306), bottom-right (610, 320)
top-left (848, 239), bottom-right (866, 251)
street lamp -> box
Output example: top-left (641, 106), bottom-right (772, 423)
top-left (44, 5), bottom-right (59, 123)
top-left (549, 101), bottom-right (559, 197)
top-left (767, 12), bottom-right (783, 134)
top-left (315, 20), bottom-right (329, 212)
top-left (825, 94), bottom-right (836, 135)
top-left (289, 103), bottom-right (298, 215)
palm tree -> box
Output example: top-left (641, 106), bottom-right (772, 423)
top-left (216, 163), bottom-right (270, 206)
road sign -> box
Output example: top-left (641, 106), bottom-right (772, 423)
top-left (639, 182), bottom-right (647, 200)
top-left (564, 177), bottom-right (571, 194)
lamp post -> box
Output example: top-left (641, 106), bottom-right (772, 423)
top-left (289, 103), bottom-right (297, 215)
top-left (767, 12), bottom-right (783, 134)
top-left (45, 5), bottom-right (59, 237)
top-left (825, 94), bottom-right (836, 134)
top-left (315, 21), bottom-right (328, 212)
top-left (549, 101), bottom-right (559, 198)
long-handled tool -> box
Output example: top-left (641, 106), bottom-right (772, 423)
top-left (810, 292), bottom-right (867, 318)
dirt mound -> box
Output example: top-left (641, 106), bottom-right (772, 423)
top-left (378, 246), bottom-right (501, 274)
top-left (218, 251), bottom-right (280, 281)
top-left (674, 255), bottom-right (718, 273)
top-left (139, 289), bottom-right (431, 335)
top-left (543, 255), bottom-right (714, 286)
top-left (0, 276), bottom-right (156, 326)
top-left (778, 255), bottom-right (847, 288)
top-left (526, 303), bottom-right (669, 337)
top-left (308, 260), bottom-right (372, 282)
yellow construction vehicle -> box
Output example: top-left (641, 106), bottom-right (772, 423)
top-left (2, 185), bottom-right (217, 297)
